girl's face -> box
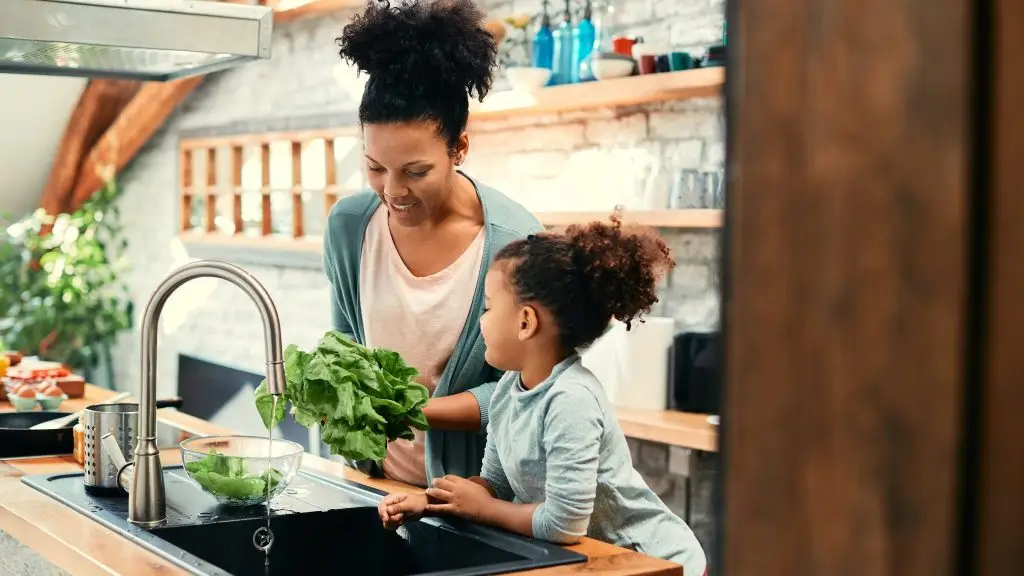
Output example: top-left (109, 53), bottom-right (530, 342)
top-left (480, 266), bottom-right (533, 372)
top-left (362, 121), bottom-right (469, 227)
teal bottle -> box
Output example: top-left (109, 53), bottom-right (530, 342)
top-left (550, 0), bottom-right (573, 85)
top-left (532, 0), bottom-right (554, 70)
top-left (572, 0), bottom-right (596, 82)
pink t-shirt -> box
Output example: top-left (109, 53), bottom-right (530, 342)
top-left (359, 205), bottom-right (484, 487)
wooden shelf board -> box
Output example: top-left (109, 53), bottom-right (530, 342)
top-left (616, 408), bottom-right (719, 452)
top-left (537, 209), bottom-right (723, 228)
top-left (470, 67), bottom-right (725, 121)
top-left (179, 209), bottom-right (721, 251)
top-left (179, 230), bottom-right (321, 252)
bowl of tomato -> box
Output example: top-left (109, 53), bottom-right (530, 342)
top-left (36, 384), bottom-right (68, 410)
top-left (9, 386), bottom-right (39, 411)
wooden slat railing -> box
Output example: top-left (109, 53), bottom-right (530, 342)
top-left (177, 126), bottom-right (724, 250)
top-left (179, 128), bottom-right (362, 242)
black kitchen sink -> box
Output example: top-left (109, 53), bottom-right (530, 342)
top-left (21, 466), bottom-right (585, 576)
top-left (152, 507), bottom-right (526, 575)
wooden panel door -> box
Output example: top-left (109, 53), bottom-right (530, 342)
top-left (719, 0), bottom-right (974, 574)
top-left (976, 0), bottom-right (1024, 573)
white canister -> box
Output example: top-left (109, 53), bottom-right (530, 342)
top-left (581, 316), bottom-right (675, 411)
top-left (619, 316), bottom-right (675, 411)
top-left (581, 321), bottom-right (628, 403)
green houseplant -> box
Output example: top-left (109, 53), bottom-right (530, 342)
top-left (0, 177), bottom-right (133, 382)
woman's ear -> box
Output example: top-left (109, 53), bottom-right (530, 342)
top-left (454, 132), bottom-right (470, 166)
top-left (517, 305), bottom-right (539, 341)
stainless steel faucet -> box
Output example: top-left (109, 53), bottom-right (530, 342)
top-left (104, 260), bottom-right (287, 527)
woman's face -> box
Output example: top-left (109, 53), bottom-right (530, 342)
top-left (362, 121), bottom-right (468, 227)
top-left (480, 266), bottom-right (529, 372)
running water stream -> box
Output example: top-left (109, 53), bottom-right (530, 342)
top-left (252, 395), bottom-right (279, 574)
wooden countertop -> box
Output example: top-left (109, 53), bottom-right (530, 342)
top-left (616, 409), bottom-right (718, 452)
top-left (0, 386), bottom-right (682, 576)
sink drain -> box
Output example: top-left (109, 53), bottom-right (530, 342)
top-left (253, 526), bottom-right (274, 552)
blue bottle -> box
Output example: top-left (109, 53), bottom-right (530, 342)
top-left (532, 0), bottom-right (554, 70)
top-left (550, 0), bottom-right (573, 85)
top-left (572, 0), bottom-right (596, 82)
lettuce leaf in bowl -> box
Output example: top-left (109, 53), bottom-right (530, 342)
top-left (253, 331), bottom-right (430, 463)
top-left (184, 449), bottom-right (283, 501)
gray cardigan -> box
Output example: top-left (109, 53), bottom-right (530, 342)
top-left (321, 173), bottom-right (542, 482)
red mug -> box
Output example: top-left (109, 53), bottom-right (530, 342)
top-left (639, 54), bottom-right (657, 74)
top-left (612, 36), bottom-right (640, 57)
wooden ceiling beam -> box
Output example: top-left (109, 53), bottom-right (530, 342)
top-left (38, 80), bottom-right (141, 215)
top-left (67, 76), bottom-right (205, 212)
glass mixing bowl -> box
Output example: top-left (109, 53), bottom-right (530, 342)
top-left (180, 435), bottom-right (303, 506)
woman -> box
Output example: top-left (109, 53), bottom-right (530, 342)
top-left (323, 0), bottom-right (542, 487)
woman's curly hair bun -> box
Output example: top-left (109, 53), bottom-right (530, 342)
top-left (336, 0), bottom-right (497, 101)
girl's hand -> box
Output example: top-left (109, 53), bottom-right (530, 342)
top-left (378, 492), bottom-right (429, 529)
top-left (425, 475), bottom-right (495, 522)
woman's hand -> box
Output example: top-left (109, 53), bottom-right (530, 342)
top-left (378, 492), bottom-right (429, 529)
top-left (425, 475), bottom-right (495, 522)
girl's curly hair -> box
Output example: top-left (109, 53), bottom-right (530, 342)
top-left (336, 0), bottom-right (498, 151)
top-left (496, 222), bottom-right (676, 352)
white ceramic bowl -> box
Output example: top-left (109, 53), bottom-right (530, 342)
top-left (9, 393), bottom-right (38, 412)
top-left (36, 392), bottom-right (67, 410)
top-left (591, 58), bottom-right (635, 80)
top-left (505, 66), bottom-right (552, 92)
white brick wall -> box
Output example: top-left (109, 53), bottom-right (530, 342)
top-left (113, 0), bottom-right (724, 397)
top-left (110, 0), bottom-right (723, 559)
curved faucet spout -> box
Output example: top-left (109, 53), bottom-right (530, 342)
top-left (130, 260), bottom-right (286, 527)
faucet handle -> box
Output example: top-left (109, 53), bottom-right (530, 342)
top-left (101, 433), bottom-right (134, 495)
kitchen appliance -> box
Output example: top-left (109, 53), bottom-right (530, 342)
top-left (83, 398), bottom-right (183, 494)
top-left (23, 466), bottom-right (587, 575)
top-left (0, 0), bottom-right (273, 81)
top-left (669, 331), bottom-right (722, 414)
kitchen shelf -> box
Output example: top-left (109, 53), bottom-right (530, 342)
top-left (616, 408), bottom-right (719, 452)
top-left (470, 67), bottom-right (725, 121)
top-left (537, 209), bottom-right (723, 228)
top-left (179, 209), bottom-right (723, 251)
top-left (179, 230), bottom-right (322, 252)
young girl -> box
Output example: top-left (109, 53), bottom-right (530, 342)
top-left (378, 222), bottom-right (708, 575)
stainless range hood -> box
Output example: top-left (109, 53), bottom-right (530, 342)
top-left (0, 0), bottom-right (273, 81)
